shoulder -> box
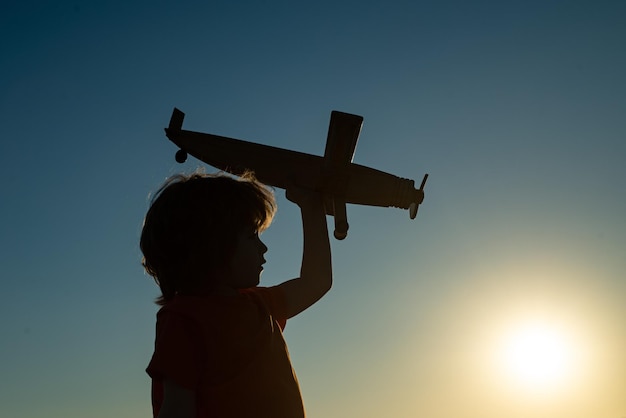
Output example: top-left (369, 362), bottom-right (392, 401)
top-left (240, 286), bottom-right (289, 329)
top-left (240, 286), bottom-right (285, 310)
top-left (159, 294), bottom-right (229, 318)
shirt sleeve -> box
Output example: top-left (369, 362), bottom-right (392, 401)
top-left (251, 286), bottom-right (289, 330)
top-left (146, 308), bottom-right (203, 390)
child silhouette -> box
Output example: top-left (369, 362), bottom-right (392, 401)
top-left (140, 172), bottom-right (332, 418)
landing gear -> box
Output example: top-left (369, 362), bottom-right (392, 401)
top-left (175, 149), bottom-right (187, 163)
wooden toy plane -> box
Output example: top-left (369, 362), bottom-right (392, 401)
top-left (165, 108), bottom-right (428, 239)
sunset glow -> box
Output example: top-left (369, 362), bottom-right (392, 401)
top-left (497, 320), bottom-right (580, 395)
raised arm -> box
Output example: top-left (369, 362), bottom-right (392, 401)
top-left (277, 188), bottom-right (332, 318)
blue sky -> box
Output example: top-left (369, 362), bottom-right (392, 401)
top-left (1, 1), bottom-right (625, 417)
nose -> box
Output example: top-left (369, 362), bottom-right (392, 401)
top-left (258, 237), bottom-right (268, 254)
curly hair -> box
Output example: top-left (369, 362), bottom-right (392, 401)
top-left (140, 171), bottom-right (276, 305)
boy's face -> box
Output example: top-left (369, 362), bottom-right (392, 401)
top-left (225, 229), bottom-right (268, 289)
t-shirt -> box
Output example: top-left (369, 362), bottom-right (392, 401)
top-left (146, 286), bottom-right (305, 417)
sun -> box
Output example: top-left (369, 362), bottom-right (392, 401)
top-left (496, 320), bottom-right (578, 395)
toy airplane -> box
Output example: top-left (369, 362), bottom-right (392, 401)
top-left (165, 108), bottom-right (428, 240)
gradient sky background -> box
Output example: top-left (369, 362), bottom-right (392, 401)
top-left (1, 1), bottom-right (625, 417)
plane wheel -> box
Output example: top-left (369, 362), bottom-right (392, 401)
top-left (333, 221), bottom-right (349, 240)
top-left (175, 149), bottom-right (187, 163)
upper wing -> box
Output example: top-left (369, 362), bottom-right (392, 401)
top-left (322, 111), bottom-right (363, 239)
top-left (323, 111), bottom-right (363, 168)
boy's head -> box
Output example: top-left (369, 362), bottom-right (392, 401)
top-left (140, 171), bottom-right (276, 305)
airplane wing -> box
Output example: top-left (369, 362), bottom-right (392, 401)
top-left (320, 111), bottom-right (363, 239)
top-left (323, 111), bottom-right (362, 168)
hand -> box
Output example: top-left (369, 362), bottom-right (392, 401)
top-left (285, 186), bottom-right (324, 211)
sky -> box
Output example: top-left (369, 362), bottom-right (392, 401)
top-left (1, 1), bottom-right (625, 417)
